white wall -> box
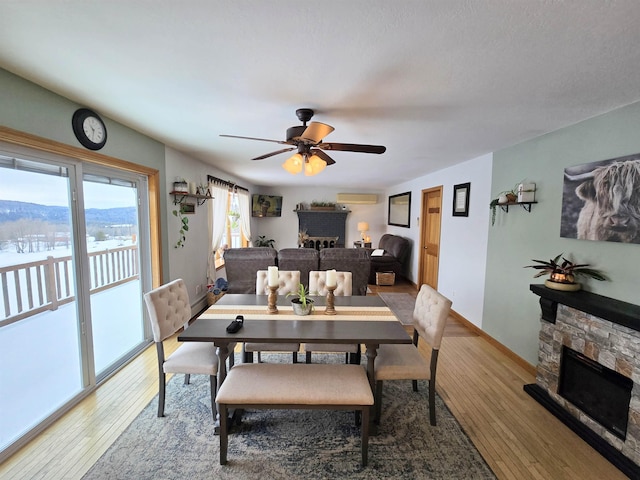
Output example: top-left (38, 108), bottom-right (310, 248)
top-left (250, 186), bottom-right (386, 250)
top-left (386, 153), bottom-right (493, 328)
top-left (164, 147), bottom-right (256, 309)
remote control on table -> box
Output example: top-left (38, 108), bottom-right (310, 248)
top-left (226, 315), bottom-right (244, 333)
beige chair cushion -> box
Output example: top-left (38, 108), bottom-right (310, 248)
top-left (256, 270), bottom-right (301, 295)
top-left (163, 341), bottom-right (218, 375)
top-left (412, 284), bottom-right (452, 349)
top-left (306, 271), bottom-right (355, 355)
top-left (308, 270), bottom-right (352, 296)
top-left (143, 278), bottom-right (191, 342)
top-left (374, 343), bottom-right (430, 381)
top-left (216, 363), bottom-right (373, 405)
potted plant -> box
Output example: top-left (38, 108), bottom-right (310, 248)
top-left (489, 184), bottom-right (519, 226)
top-left (172, 208), bottom-right (189, 248)
top-left (254, 235), bottom-right (275, 248)
top-left (287, 283), bottom-right (314, 315)
top-left (524, 253), bottom-right (607, 291)
top-left (310, 201), bottom-right (336, 211)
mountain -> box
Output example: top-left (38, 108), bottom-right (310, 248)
top-left (0, 200), bottom-right (137, 226)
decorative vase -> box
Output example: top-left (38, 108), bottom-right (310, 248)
top-left (291, 298), bottom-right (314, 315)
top-left (544, 279), bottom-right (581, 291)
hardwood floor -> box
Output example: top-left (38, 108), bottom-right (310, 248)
top-left (0, 279), bottom-right (628, 479)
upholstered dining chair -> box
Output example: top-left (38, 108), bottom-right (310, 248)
top-left (373, 284), bottom-right (452, 426)
top-left (143, 278), bottom-right (219, 421)
top-left (305, 270), bottom-right (359, 364)
top-left (245, 270), bottom-right (301, 363)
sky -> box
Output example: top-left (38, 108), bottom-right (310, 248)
top-left (0, 168), bottom-right (136, 209)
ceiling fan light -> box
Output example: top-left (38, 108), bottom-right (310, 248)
top-left (304, 155), bottom-right (327, 176)
top-left (282, 153), bottom-right (303, 174)
top-left (300, 122), bottom-right (335, 143)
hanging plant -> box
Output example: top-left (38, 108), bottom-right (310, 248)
top-left (172, 208), bottom-right (189, 248)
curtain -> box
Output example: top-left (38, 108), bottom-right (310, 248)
top-left (207, 180), bottom-right (230, 282)
top-left (237, 188), bottom-right (252, 246)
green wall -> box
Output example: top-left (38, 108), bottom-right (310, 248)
top-left (0, 68), bottom-right (170, 277)
top-left (484, 101), bottom-right (640, 365)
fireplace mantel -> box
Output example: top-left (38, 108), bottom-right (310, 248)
top-left (530, 284), bottom-right (640, 332)
top-left (528, 283), bottom-right (640, 478)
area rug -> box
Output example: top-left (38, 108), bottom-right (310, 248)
top-left (377, 292), bottom-right (415, 325)
top-left (82, 354), bottom-right (495, 480)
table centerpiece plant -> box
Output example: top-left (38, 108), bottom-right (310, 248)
top-left (524, 253), bottom-right (607, 291)
top-left (287, 283), bottom-right (314, 315)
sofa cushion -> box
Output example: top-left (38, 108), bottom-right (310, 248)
top-left (223, 247), bottom-right (277, 294)
top-left (319, 248), bottom-right (370, 296)
top-left (277, 248), bottom-right (319, 289)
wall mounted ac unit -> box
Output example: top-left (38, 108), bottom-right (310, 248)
top-left (336, 193), bottom-right (378, 205)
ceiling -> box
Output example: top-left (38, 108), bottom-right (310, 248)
top-left (3, 1), bottom-right (640, 189)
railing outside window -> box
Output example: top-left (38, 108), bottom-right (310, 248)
top-left (0, 245), bottom-right (139, 328)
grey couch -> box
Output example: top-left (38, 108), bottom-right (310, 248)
top-left (223, 247), bottom-right (277, 294)
top-left (223, 247), bottom-right (370, 295)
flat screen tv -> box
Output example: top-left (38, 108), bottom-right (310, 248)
top-left (252, 194), bottom-right (283, 217)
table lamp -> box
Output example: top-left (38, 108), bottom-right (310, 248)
top-left (357, 222), bottom-right (369, 242)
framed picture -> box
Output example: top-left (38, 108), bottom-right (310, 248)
top-left (180, 202), bottom-right (196, 214)
top-left (561, 153), bottom-right (640, 243)
top-left (388, 192), bottom-right (411, 227)
top-left (453, 182), bottom-right (470, 217)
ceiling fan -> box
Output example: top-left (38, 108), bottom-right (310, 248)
top-left (220, 108), bottom-right (386, 175)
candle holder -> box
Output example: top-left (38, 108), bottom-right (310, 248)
top-left (325, 285), bottom-right (336, 315)
top-left (267, 285), bottom-right (278, 314)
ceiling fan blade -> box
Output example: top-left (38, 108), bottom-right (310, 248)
top-left (300, 122), bottom-right (335, 144)
top-left (251, 147), bottom-right (296, 160)
top-left (318, 142), bottom-right (386, 154)
top-left (220, 134), bottom-right (288, 145)
top-left (311, 149), bottom-right (336, 166)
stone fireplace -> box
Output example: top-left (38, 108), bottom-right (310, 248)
top-left (528, 285), bottom-right (640, 478)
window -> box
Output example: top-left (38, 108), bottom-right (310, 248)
top-left (215, 190), bottom-right (247, 267)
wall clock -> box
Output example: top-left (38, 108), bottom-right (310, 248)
top-left (72, 108), bottom-right (107, 150)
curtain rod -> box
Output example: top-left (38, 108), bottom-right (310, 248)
top-left (207, 175), bottom-right (248, 192)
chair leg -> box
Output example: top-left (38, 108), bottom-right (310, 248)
top-left (257, 351), bottom-right (262, 363)
top-left (219, 404), bottom-right (228, 465)
top-left (209, 375), bottom-right (217, 423)
top-left (374, 380), bottom-right (383, 424)
top-left (361, 406), bottom-right (370, 467)
top-left (184, 373), bottom-right (191, 385)
top-left (158, 371), bottom-right (166, 417)
top-left (293, 351), bottom-right (298, 363)
top-left (412, 379), bottom-right (418, 391)
top-left (306, 351), bottom-right (312, 364)
top-left (429, 379), bottom-right (436, 426)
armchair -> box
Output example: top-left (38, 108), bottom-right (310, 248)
top-left (368, 234), bottom-right (410, 284)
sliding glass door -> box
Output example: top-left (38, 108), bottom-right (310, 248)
top-left (0, 149), bottom-right (152, 457)
top-left (0, 155), bottom-right (84, 453)
top-left (83, 169), bottom-right (148, 380)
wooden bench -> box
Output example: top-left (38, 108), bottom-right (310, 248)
top-left (215, 363), bottom-right (374, 466)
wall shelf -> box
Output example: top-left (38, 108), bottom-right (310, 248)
top-left (499, 201), bottom-right (537, 213)
top-left (170, 191), bottom-right (213, 206)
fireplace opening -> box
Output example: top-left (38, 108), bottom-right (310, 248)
top-left (558, 346), bottom-right (632, 440)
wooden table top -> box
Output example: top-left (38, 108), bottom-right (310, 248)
top-left (179, 294), bottom-right (411, 346)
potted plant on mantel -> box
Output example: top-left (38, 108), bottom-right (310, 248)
top-left (524, 253), bottom-right (607, 291)
top-left (287, 283), bottom-right (314, 315)
top-left (310, 201), bottom-right (336, 211)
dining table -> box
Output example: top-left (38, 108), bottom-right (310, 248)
top-left (177, 293), bottom-right (412, 432)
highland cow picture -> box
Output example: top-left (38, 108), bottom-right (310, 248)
top-left (561, 153), bottom-right (640, 244)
